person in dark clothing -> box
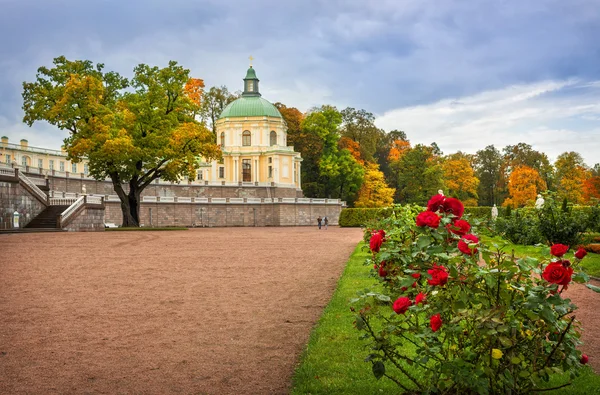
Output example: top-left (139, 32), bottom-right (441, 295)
top-left (317, 216), bottom-right (322, 229)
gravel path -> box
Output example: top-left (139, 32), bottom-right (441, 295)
top-left (0, 227), bottom-right (363, 395)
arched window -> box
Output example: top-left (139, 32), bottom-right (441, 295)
top-left (242, 130), bottom-right (251, 146)
top-left (270, 131), bottom-right (277, 146)
top-left (220, 132), bottom-right (225, 147)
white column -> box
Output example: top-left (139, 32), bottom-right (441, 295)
top-left (273, 155), bottom-right (280, 184)
top-left (234, 158), bottom-right (238, 183)
top-left (254, 156), bottom-right (259, 182)
top-left (297, 161), bottom-right (302, 188)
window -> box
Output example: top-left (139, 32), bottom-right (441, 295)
top-left (5, 155), bottom-right (10, 164)
top-left (21, 156), bottom-right (28, 166)
top-left (59, 161), bottom-right (65, 171)
top-left (84, 163), bottom-right (88, 175)
top-left (242, 130), bottom-right (251, 146)
top-left (268, 166), bottom-right (273, 178)
top-left (220, 132), bottom-right (225, 147)
top-left (197, 171), bottom-right (203, 180)
top-left (71, 163), bottom-right (77, 173)
top-left (242, 159), bottom-right (251, 182)
top-left (270, 131), bottom-right (277, 146)
top-left (246, 81), bottom-right (253, 92)
top-left (218, 167), bottom-right (225, 178)
top-left (49, 160), bottom-right (54, 170)
top-left (268, 157), bottom-right (272, 163)
top-left (38, 159), bottom-right (43, 168)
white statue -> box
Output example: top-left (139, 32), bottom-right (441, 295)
top-left (535, 194), bottom-right (545, 209)
top-left (437, 189), bottom-right (444, 196)
top-left (82, 184), bottom-right (87, 195)
top-left (491, 204), bottom-right (498, 221)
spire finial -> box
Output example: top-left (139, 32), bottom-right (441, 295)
top-left (249, 55), bottom-right (254, 67)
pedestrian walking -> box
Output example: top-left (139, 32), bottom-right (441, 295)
top-left (317, 216), bottom-right (322, 230)
top-left (324, 216), bottom-right (328, 230)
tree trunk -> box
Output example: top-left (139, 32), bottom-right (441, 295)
top-left (111, 175), bottom-right (141, 227)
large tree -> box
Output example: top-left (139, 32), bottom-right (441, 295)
top-left (442, 152), bottom-right (479, 206)
top-left (22, 56), bottom-right (220, 227)
top-left (554, 151), bottom-right (588, 204)
top-left (201, 85), bottom-right (238, 136)
top-left (394, 144), bottom-right (444, 205)
top-left (354, 163), bottom-right (395, 208)
top-left (340, 107), bottom-right (381, 161)
top-left (502, 165), bottom-right (547, 208)
top-left (503, 143), bottom-right (554, 189)
top-left (474, 145), bottom-right (504, 206)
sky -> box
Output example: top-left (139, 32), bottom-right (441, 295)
top-left (1, 0), bottom-right (600, 165)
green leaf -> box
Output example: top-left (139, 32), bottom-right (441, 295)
top-left (511, 356), bottom-right (521, 364)
top-left (372, 361), bottom-right (385, 380)
top-left (417, 235), bottom-right (433, 250)
top-left (572, 271), bottom-right (589, 284)
top-left (586, 284), bottom-right (600, 293)
top-left (355, 316), bottom-right (366, 330)
top-left (498, 336), bottom-right (513, 347)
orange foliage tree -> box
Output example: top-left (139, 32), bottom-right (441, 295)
top-left (387, 139), bottom-right (411, 162)
top-left (339, 136), bottom-right (364, 165)
top-left (442, 153), bottom-right (480, 206)
top-left (583, 176), bottom-right (600, 202)
top-left (354, 163), bottom-right (395, 208)
top-left (502, 165), bottom-right (547, 208)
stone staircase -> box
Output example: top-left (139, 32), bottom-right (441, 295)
top-left (25, 205), bottom-right (70, 229)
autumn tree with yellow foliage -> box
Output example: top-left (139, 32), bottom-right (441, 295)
top-left (554, 151), bottom-right (588, 204)
top-left (22, 56), bottom-right (220, 227)
top-left (502, 165), bottom-right (547, 208)
top-left (354, 163), bottom-right (395, 208)
top-left (442, 152), bottom-right (480, 206)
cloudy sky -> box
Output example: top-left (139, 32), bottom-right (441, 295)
top-left (1, 0), bottom-right (600, 165)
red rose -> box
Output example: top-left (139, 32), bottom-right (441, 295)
top-left (542, 262), bottom-right (573, 286)
top-left (378, 229), bottom-right (386, 238)
top-left (427, 264), bottom-right (449, 286)
top-left (575, 247), bottom-right (587, 260)
top-left (370, 232), bottom-right (383, 253)
top-left (393, 296), bottom-right (412, 314)
top-left (446, 219), bottom-right (471, 236)
top-left (550, 244), bottom-right (569, 257)
top-left (458, 234), bottom-right (479, 255)
top-left (378, 262), bottom-right (388, 277)
top-left (430, 313), bottom-right (442, 332)
top-left (581, 354), bottom-right (589, 364)
top-left (415, 292), bottom-right (426, 305)
top-left (441, 197), bottom-right (464, 219)
top-left (416, 211), bottom-right (441, 228)
top-left (427, 194), bottom-right (445, 212)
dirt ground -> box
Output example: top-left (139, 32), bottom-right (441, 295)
top-left (1, 228), bottom-right (599, 395)
top-left (0, 227), bottom-right (363, 395)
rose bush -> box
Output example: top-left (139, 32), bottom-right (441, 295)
top-left (353, 195), bottom-right (598, 393)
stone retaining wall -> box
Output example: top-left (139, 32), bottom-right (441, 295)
top-left (0, 178), bottom-right (46, 229)
top-left (63, 206), bottom-right (105, 232)
top-left (105, 202), bottom-right (341, 227)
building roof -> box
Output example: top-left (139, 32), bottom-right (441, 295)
top-left (219, 96), bottom-right (282, 119)
top-left (218, 66), bottom-right (282, 119)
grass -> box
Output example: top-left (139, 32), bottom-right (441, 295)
top-left (105, 227), bottom-right (188, 231)
top-left (482, 235), bottom-right (600, 278)
top-left (291, 242), bottom-right (600, 394)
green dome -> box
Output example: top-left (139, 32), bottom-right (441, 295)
top-left (218, 96), bottom-right (282, 119)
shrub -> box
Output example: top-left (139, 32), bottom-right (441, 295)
top-left (352, 194), bottom-right (598, 393)
top-left (537, 193), bottom-right (588, 247)
top-left (494, 210), bottom-right (544, 245)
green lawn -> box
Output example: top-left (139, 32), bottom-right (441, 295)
top-left (482, 235), bottom-right (600, 278)
top-left (291, 243), bottom-right (600, 394)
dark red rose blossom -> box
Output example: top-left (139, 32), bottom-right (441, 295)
top-left (393, 296), bottom-right (412, 314)
top-left (370, 232), bottom-right (384, 253)
top-left (575, 247), bottom-right (587, 260)
top-left (427, 264), bottom-right (449, 286)
top-left (416, 211), bottom-right (441, 228)
top-left (446, 219), bottom-right (471, 236)
top-left (427, 194), bottom-right (445, 212)
top-left (550, 244), bottom-right (569, 257)
top-left (542, 262), bottom-right (573, 286)
top-left (430, 313), bottom-right (442, 332)
top-left (441, 197), bottom-right (464, 219)
top-left (378, 262), bottom-right (388, 277)
top-left (378, 229), bottom-right (386, 238)
top-left (458, 234), bottom-right (479, 255)
top-left (415, 292), bottom-right (426, 305)
top-left (581, 354), bottom-right (589, 364)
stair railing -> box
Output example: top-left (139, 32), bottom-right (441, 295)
top-left (49, 197), bottom-right (78, 206)
top-left (58, 196), bottom-right (85, 228)
top-left (15, 169), bottom-right (48, 204)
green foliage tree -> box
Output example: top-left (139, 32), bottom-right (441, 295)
top-left (393, 144), bottom-right (444, 204)
top-left (200, 85), bottom-right (238, 136)
top-left (474, 145), bottom-right (504, 206)
top-left (22, 56), bottom-right (220, 227)
top-left (340, 107), bottom-right (381, 162)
